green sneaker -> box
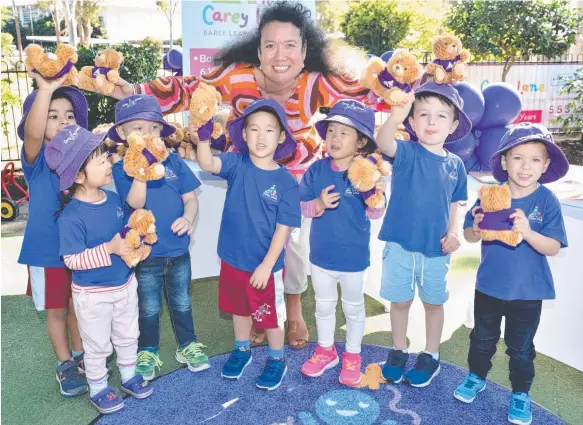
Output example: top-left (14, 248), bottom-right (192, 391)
top-left (176, 342), bottom-right (210, 372)
top-left (136, 350), bottom-right (163, 381)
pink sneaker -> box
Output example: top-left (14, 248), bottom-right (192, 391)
top-left (339, 352), bottom-right (362, 386)
top-left (301, 345), bottom-right (339, 377)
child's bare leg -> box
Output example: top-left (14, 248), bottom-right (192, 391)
top-left (67, 298), bottom-right (83, 353)
top-left (423, 301), bottom-right (444, 353)
top-left (47, 307), bottom-right (72, 361)
top-left (390, 300), bottom-right (413, 350)
top-left (265, 326), bottom-right (285, 351)
top-left (233, 314), bottom-right (253, 341)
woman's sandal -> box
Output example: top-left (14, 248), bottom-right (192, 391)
top-left (287, 320), bottom-right (309, 350)
top-left (250, 326), bottom-right (267, 346)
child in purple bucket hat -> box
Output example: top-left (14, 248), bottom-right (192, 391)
top-left (196, 98), bottom-right (301, 390)
top-left (46, 124), bottom-right (153, 414)
top-left (455, 122), bottom-right (569, 425)
top-left (375, 82), bottom-right (470, 388)
top-left (17, 72), bottom-right (89, 398)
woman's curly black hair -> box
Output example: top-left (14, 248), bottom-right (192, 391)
top-left (213, 1), bottom-right (342, 75)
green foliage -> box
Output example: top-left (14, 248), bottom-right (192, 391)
top-left (397, 1), bottom-right (447, 54)
top-left (553, 68), bottom-right (583, 136)
top-left (1, 32), bottom-right (13, 57)
top-left (446, 0), bottom-right (582, 80)
top-left (176, 36), bottom-right (182, 47)
top-left (316, 0), bottom-right (351, 33)
top-left (1, 6), bottom-right (12, 28)
top-left (2, 15), bottom-right (59, 47)
top-left (1, 79), bottom-right (23, 138)
top-left (340, 0), bottom-right (412, 56)
top-left (141, 36), bottom-right (163, 52)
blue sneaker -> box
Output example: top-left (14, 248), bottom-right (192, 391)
top-left (257, 358), bottom-right (287, 390)
top-left (73, 352), bottom-right (85, 374)
top-left (381, 348), bottom-right (409, 383)
top-left (454, 372), bottom-right (487, 403)
top-left (508, 392), bottom-right (532, 425)
top-left (121, 374), bottom-right (153, 399)
top-left (221, 349), bottom-right (252, 379)
top-left (404, 353), bottom-right (440, 387)
top-left (90, 386), bottom-right (124, 414)
top-left (56, 360), bottom-right (88, 397)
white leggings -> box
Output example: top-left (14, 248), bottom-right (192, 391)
top-left (311, 264), bottom-right (366, 354)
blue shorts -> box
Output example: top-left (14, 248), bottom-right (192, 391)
top-left (380, 242), bottom-right (450, 305)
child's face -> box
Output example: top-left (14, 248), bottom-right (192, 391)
top-left (242, 111), bottom-right (285, 159)
top-left (324, 122), bottom-right (366, 160)
top-left (116, 119), bottom-right (162, 140)
top-left (45, 98), bottom-right (76, 142)
top-left (408, 97), bottom-right (459, 147)
top-left (75, 151), bottom-right (112, 189)
top-left (501, 142), bottom-right (550, 189)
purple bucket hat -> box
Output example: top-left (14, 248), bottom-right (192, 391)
top-left (17, 86), bottom-right (88, 142)
top-left (108, 94), bottom-right (176, 143)
top-left (45, 124), bottom-right (107, 191)
top-left (315, 100), bottom-right (376, 144)
top-left (405, 82), bottom-right (472, 143)
top-left (228, 98), bottom-right (297, 161)
top-left (490, 123), bottom-right (569, 184)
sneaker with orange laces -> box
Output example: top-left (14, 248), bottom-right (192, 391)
top-left (300, 345), bottom-right (339, 377)
top-left (339, 352), bottom-right (362, 387)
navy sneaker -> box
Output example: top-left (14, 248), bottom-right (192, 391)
top-left (381, 348), bottom-right (409, 383)
top-left (89, 386), bottom-right (124, 414)
top-left (56, 360), bottom-right (88, 397)
top-left (508, 392), bottom-right (532, 425)
top-left (454, 372), bottom-right (487, 403)
top-left (221, 349), bottom-right (252, 379)
top-left (120, 374), bottom-right (153, 399)
top-left (404, 353), bottom-right (441, 387)
top-left (257, 357), bottom-right (287, 390)
top-left (73, 352), bottom-right (85, 374)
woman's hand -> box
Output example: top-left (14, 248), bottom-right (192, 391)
top-left (110, 77), bottom-right (134, 100)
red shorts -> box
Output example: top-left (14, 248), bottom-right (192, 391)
top-left (26, 266), bottom-right (72, 311)
top-left (218, 260), bottom-right (286, 329)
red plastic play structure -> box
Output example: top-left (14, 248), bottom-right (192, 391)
top-left (1, 162), bottom-right (29, 221)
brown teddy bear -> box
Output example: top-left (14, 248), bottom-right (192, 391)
top-left (24, 44), bottom-right (79, 86)
top-left (120, 209), bottom-right (157, 267)
top-left (123, 132), bottom-right (169, 181)
top-left (473, 185), bottom-right (522, 247)
top-left (188, 81), bottom-right (223, 139)
top-left (425, 35), bottom-right (471, 84)
top-left (360, 49), bottom-right (422, 107)
top-left (92, 123), bottom-right (126, 164)
top-left (164, 121), bottom-right (184, 153)
top-left (78, 49), bottom-right (124, 96)
top-left (347, 153), bottom-right (391, 209)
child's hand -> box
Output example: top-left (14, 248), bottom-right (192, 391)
top-left (107, 233), bottom-right (133, 257)
top-left (510, 209), bottom-right (532, 239)
top-left (29, 72), bottom-right (66, 92)
top-left (375, 177), bottom-right (386, 193)
top-left (471, 207), bottom-right (484, 237)
top-left (388, 96), bottom-right (414, 124)
top-left (171, 216), bottom-right (193, 236)
top-left (250, 262), bottom-right (272, 290)
top-left (441, 232), bottom-right (460, 254)
top-left (316, 185), bottom-right (340, 211)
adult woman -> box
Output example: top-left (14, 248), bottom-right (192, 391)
top-left (112, 1), bottom-right (376, 349)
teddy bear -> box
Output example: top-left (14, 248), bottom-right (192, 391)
top-left (188, 81), bottom-right (223, 139)
top-left (24, 44), bottom-right (79, 86)
top-left (347, 153), bottom-right (391, 209)
top-left (123, 132), bottom-right (169, 181)
top-left (78, 49), bottom-right (124, 96)
top-left (92, 123), bottom-right (126, 164)
top-left (425, 34), bottom-right (471, 84)
top-left (164, 121), bottom-right (184, 153)
top-left (356, 363), bottom-right (386, 390)
top-left (360, 49), bottom-right (422, 107)
top-left (473, 185), bottom-right (523, 247)
top-left (120, 209), bottom-right (157, 267)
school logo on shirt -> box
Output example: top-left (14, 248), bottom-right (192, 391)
top-left (116, 206), bottom-right (124, 220)
top-left (528, 205), bottom-right (543, 223)
top-left (448, 167), bottom-right (458, 181)
top-left (345, 182), bottom-right (360, 196)
top-left (165, 166), bottom-right (177, 180)
top-left (252, 303), bottom-right (272, 322)
top-left (262, 185), bottom-right (278, 201)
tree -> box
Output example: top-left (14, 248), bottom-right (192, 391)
top-left (36, 0), bottom-right (62, 44)
top-left (60, 0), bottom-right (77, 47)
top-left (340, 0), bottom-right (412, 56)
top-left (75, 0), bottom-right (101, 46)
top-left (1, 33), bottom-right (14, 57)
top-left (316, 0), bottom-right (350, 34)
top-left (156, 0), bottom-right (178, 47)
top-left (446, 0), bottom-right (582, 81)
top-left (11, 1), bottom-right (23, 60)
top-left (553, 68), bottom-right (583, 137)
top-left (397, 0), bottom-right (447, 54)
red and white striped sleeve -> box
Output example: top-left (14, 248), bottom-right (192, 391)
top-left (301, 200), bottom-right (325, 218)
top-left (64, 243), bottom-right (112, 270)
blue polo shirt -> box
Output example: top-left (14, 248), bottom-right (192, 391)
top-left (113, 153), bottom-right (201, 258)
top-left (58, 191), bottom-right (132, 287)
top-left (379, 139), bottom-right (468, 257)
top-left (18, 144), bottom-right (64, 267)
top-left (216, 152), bottom-right (301, 273)
top-left (464, 184), bottom-right (567, 301)
top-left (300, 158), bottom-right (374, 272)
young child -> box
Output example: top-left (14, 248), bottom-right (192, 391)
top-left (46, 125), bottom-right (153, 414)
top-left (298, 100), bottom-right (385, 386)
top-left (110, 94), bottom-right (209, 380)
top-left (454, 123), bottom-right (568, 425)
top-left (17, 73), bottom-right (88, 397)
top-left (196, 98), bottom-right (301, 390)
top-left (376, 82), bottom-right (471, 387)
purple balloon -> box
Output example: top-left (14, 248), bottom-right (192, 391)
top-left (475, 125), bottom-right (511, 172)
top-left (477, 83), bottom-right (522, 130)
top-left (463, 152), bottom-right (482, 173)
top-left (381, 50), bottom-right (393, 62)
top-left (446, 130), bottom-right (477, 162)
top-left (454, 82), bottom-right (485, 128)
